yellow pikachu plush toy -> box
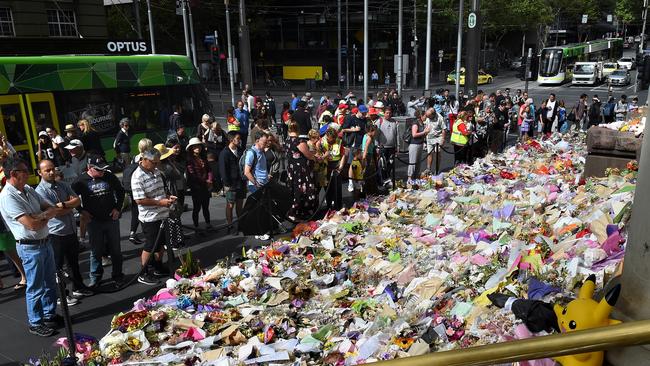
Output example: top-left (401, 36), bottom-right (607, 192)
top-left (553, 274), bottom-right (622, 366)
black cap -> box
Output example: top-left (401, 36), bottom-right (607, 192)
top-left (499, 100), bottom-right (507, 106)
top-left (87, 154), bottom-right (109, 171)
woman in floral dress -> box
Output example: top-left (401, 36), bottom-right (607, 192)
top-left (285, 121), bottom-right (319, 221)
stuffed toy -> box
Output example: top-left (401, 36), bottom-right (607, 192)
top-left (489, 274), bottom-right (622, 366)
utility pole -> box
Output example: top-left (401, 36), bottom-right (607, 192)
top-left (524, 47), bottom-right (532, 94)
top-left (641, 0), bottom-right (648, 55)
top-left (145, 0), bottom-right (155, 53)
top-left (346, 0), bottom-right (350, 91)
top-left (454, 0), bottom-right (464, 100)
top-left (363, 0), bottom-right (369, 102)
top-left (397, 0), bottom-right (403, 95)
top-left (182, 0), bottom-right (190, 58)
top-left (214, 30), bottom-right (223, 96)
top-left (353, 44), bottom-right (357, 89)
top-left (412, 0), bottom-right (418, 89)
top-left (464, 0), bottom-right (481, 95)
top-left (238, 0), bottom-right (253, 88)
top-left (188, 2), bottom-right (198, 70)
top-left (424, 0), bottom-right (432, 93)
top-left (338, 0), bottom-right (342, 90)
top-left (133, 0), bottom-right (142, 39)
top-left (225, 0), bottom-right (236, 106)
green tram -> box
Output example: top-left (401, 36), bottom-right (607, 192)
top-left (0, 54), bottom-right (211, 183)
top-left (538, 38), bottom-right (624, 85)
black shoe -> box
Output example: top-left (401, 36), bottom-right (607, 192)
top-left (29, 324), bottom-right (55, 337)
top-left (137, 274), bottom-right (159, 286)
top-left (43, 315), bottom-right (64, 329)
top-left (113, 277), bottom-right (126, 289)
top-left (129, 234), bottom-right (143, 245)
top-left (153, 267), bottom-right (170, 278)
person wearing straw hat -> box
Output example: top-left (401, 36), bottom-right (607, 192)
top-left (185, 137), bottom-right (214, 233)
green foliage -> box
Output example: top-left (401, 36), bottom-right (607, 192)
top-left (616, 0), bottom-right (644, 24)
top-left (177, 249), bottom-right (202, 278)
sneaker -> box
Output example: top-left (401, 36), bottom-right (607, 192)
top-left (101, 257), bottom-right (112, 267)
top-left (43, 315), bottom-right (64, 328)
top-left (87, 279), bottom-right (100, 288)
top-left (348, 180), bottom-right (354, 192)
top-left (29, 324), bottom-right (55, 337)
top-left (57, 296), bottom-right (79, 307)
top-left (72, 289), bottom-right (94, 298)
top-left (255, 234), bottom-right (271, 241)
top-left (137, 274), bottom-right (159, 286)
top-left (129, 234), bottom-right (143, 245)
top-left (152, 266), bottom-right (170, 277)
top-left (113, 277), bottom-right (125, 289)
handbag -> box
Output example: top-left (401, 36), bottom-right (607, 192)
top-left (166, 217), bottom-right (185, 249)
top-left (567, 109), bottom-right (576, 122)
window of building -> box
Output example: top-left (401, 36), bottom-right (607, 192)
top-left (0, 8), bottom-right (15, 37)
top-left (47, 9), bottom-right (77, 37)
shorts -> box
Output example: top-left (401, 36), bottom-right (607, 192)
top-left (426, 140), bottom-right (442, 153)
top-left (225, 188), bottom-right (246, 203)
top-left (142, 220), bottom-right (168, 253)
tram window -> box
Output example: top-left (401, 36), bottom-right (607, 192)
top-left (31, 101), bottom-right (54, 133)
top-left (0, 103), bottom-right (27, 146)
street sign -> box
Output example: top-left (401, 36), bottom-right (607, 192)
top-left (204, 35), bottom-right (215, 44)
top-left (176, 0), bottom-right (184, 16)
top-left (582, 14), bottom-right (588, 24)
top-left (607, 14), bottom-right (613, 22)
top-left (439, 57), bottom-right (443, 63)
top-left (468, 13), bottom-right (477, 29)
top-left (438, 50), bottom-right (444, 58)
top-left (341, 45), bottom-right (348, 57)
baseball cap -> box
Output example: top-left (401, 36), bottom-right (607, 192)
top-left (64, 124), bottom-right (76, 132)
top-left (499, 100), bottom-right (507, 106)
top-left (368, 107), bottom-right (379, 115)
top-left (64, 139), bottom-right (83, 150)
top-left (38, 131), bottom-right (47, 138)
top-left (88, 154), bottom-right (109, 171)
top-left (374, 101), bottom-right (384, 108)
top-left (351, 107), bottom-right (359, 114)
top-left (358, 105), bottom-right (369, 113)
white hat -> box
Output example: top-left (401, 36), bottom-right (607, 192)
top-left (374, 101), bottom-right (384, 109)
top-left (64, 139), bottom-right (83, 149)
top-left (38, 131), bottom-right (47, 137)
top-left (186, 137), bottom-right (204, 151)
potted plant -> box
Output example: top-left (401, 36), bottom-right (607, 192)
top-left (174, 250), bottom-right (203, 280)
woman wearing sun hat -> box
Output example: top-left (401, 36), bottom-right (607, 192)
top-left (186, 137), bottom-right (214, 233)
top-left (154, 144), bottom-right (183, 218)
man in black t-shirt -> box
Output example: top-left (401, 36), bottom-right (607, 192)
top-left (293, 100), bottom-right (312, 137)
top-left (72, 154), bottom-right (126, 288)
top-left (490, 100), bottom-right (509, 154)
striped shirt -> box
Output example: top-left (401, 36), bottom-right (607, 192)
top-left (131, 166), bottom-right (169, 223)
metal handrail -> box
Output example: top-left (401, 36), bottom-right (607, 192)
top-left (375, 320), bottom-right (650, 366)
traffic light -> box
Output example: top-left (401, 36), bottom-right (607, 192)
top-left (210, 46), bottom-right (219, 64)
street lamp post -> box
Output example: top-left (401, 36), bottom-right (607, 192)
top-left (524, 48), bottom-right (532, 94)
top-left (145, 0), bottom-right (155, 54)
top-left (397, 0), bottom-right (403, 95)
top-left (454, 0), bottom-right (464, 100)
top-left (353, 44), bottom-right (357, 89)
top-left (181, 0), bottom-right (190, 58)
top-left (363, 0), bottom-right (368, 102)
top-left (338, 0), bottom-right (342, 90)
top-left (424, 0), bottom-right (432, 93)
top-left (225, 0), bottom-right (236, 106)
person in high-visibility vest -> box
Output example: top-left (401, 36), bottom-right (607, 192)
top-left (321, 128), bottom-right (346, 210)
top-left (450, 111), bottom-right (472, 164)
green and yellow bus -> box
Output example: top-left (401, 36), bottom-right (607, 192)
top-left (538, 38), bottom-right (623, 85)
top-left (0, 54), bottom-right (211, 183)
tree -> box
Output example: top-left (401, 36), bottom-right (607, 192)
top-left (482, 0), bottom-right (553, 50)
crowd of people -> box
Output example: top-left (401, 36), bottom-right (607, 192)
top-left (0, 81), bottom-right (641, 338)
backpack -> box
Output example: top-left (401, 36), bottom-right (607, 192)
top-left (238, 147), bottom-right (258, 181)
top-left (603, 103), bottom-right (615, 117)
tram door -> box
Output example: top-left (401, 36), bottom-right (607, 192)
top-left (0, 93), bottom-right (60, 184)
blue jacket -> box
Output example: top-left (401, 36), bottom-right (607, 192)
top-left (234, 108), bottom-right (250, 132)
top-left (290, 97), bottom-right (300, 111)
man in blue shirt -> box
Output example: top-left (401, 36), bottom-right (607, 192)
top-left (234, 100), bottom-right (251, 147)
top-left (243, 131), bottom-right (269, 194)
top-left (36, 160), bottom-right (93, 305)
top-left (0, 157), bottom-right (62, 337)
top-left (290, 92), bottom-right (300, 111)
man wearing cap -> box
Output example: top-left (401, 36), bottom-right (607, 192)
top-left (167, 124), bottom-right (189, 152)
top-left (72, 153), bottom-right (125, 288)
top-left (341, 105), bottom-right (368, 156)
top-left (62, 139), bottom-right (87, 184)
top-left (46, 128), bottom-right (67, 165)
top-left (36, 159), bottom-right (93, 305)
top-left (132, 149), bottom-right (176, 286)
top-left (0, 157), bottom-right (62, 337)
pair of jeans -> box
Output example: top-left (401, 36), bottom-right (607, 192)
top-left (50, 234), bottom-right (85, 291)
top-left (16, 241), bottom-right (58, 326)
top-left (87, 219), bottom-right (123, 284)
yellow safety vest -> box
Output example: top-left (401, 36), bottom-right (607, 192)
top-left (322, 138), bottom-right (343, 162)
top-left (450, 120), bottom-right (469, 146)
top-left (227, 116), bottom-right (240, 132)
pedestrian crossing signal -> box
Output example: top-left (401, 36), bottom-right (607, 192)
top-left (211, 46), bottom-right (219, 64)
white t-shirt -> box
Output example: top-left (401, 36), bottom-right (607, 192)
top-left (546, 100), bottom-right (556, 120)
